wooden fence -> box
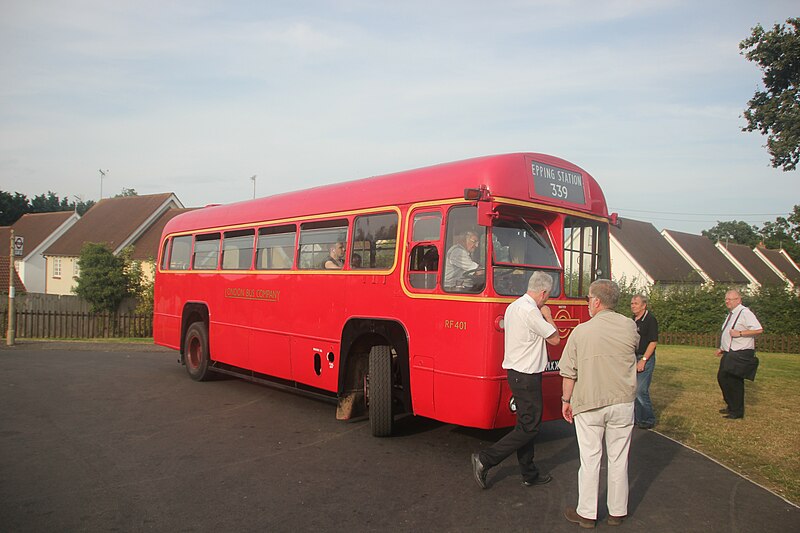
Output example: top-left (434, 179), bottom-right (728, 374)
top-left (0, 310), bottom-right (797, 352)
top-left (0, 310), bottom-right (153, 339)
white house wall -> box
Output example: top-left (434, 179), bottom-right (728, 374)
top-left (610, 236), bottom-right (652, 291)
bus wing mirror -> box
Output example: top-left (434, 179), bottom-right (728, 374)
top-left (464, 185), bottom-right (496, 227)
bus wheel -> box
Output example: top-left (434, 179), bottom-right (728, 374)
top-left (368, 345), bottom-right (394, 437)
top-left (184, 322), bottom-right (212, 381)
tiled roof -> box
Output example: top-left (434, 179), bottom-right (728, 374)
top-left (130, 208), bottom-right (198, 261)
top-left (0, 211), bottom-right (76, 258)
top-left (663, 230), bottom-right (749, 284)
top-left (757, 247), bottom-right (800, 285)
top-left (611, 218), bottom-right (702, 282)
top-left (718, 242), bottom-right (785, 286)
top-left (0, 257), bottom-right (26, 293)
top-left (45, 193), bottom-right (177, 257)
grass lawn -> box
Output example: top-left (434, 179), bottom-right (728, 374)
top-left (652, 345), bottom-right (800, 505)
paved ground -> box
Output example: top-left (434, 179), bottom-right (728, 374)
top-left (1, 341), bottom-right (798, 532)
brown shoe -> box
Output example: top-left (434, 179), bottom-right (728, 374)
top-left (607, 514), bottom-right (626, 526)
top-left (564, 507), bottom-right (595, 529)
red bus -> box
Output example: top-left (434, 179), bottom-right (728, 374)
top-left (154, 153), bottom-right (614, 436)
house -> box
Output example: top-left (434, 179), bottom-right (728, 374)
top-left (754, 247), bottom-right (800, 293)
top-left (0, 211), bottom-right (80, 293)
top-left (0, 256), bottom-right (26, 295)
top-left (716, 242), bottom-right (786, 289)
top-left (129, 207), bottom-right (198, 282)
top-left (661, 229), bottom-right (750, 287)
top-left (610, 217), bottom-right (702, 290)
top-left (43, 193), bottom-right (183, 295)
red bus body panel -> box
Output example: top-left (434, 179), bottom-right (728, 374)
top-left (154, 153), bottom-right (608, 430)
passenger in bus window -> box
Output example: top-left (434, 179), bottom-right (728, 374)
top-left (323, 241), bottom-right (345, 269)
top-left (444, 230), bottom-right (484, 290)
top-left (350, 252), bottom-right (362, 268)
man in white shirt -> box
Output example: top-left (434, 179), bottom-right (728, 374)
top-left (471, 271), bottom-right (560, 489)
top-left (716, 289), bottom-right (763, 419)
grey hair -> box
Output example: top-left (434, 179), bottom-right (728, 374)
top-left (589, 279), bottom-right (620, 308)
top-left (632, 293), bottom-right (649, 306)
top-left (528, 271), bottom-right (554, 293)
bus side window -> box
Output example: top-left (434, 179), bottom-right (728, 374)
top-left (408, 211), bottom-right (443, 290)
top-left (256, 225), bottom-right (296, 270)
top-left (409, 245), bottom-right (439, 289)
top-left (298, 220), bottom-right (348, 270)
top-left (160, 238), bottom-right (170, 270)
top-left (168, 235), bottom-right (193, 270)
top-left (193, 233), bottom-right (221, 270)
top-left (563, 217), bottom-right (609, 297)
top-left (222, 229), bottom-right (255, 270)
top-left (443, 205), bottom-right (486, 293)
top-left (351, 212), bottom-right (398, 269)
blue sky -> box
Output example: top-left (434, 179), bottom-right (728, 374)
top-left (1, 0), bottom-right (798, 234)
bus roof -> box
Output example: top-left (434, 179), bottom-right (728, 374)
top-left (163, 153), bottom-right (608, 235)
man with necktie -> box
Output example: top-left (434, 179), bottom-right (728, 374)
top-left (715, 289), bottom-right (763, 419)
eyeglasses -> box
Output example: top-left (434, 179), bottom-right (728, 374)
top-left (585, 295), bottom-right (596, 303)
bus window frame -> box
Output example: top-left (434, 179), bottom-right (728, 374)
top-left (256, 224), bottom-right (298, 271)
top-left (221, 228), bottom-right (256, 271)
top-left (351, 211), bottom-right (399, 270)
top-left (192, 232), bottom-right (222, 271)
top-left (298, 218), bottom-right (350, 270)
top-left (442, 204), bottom-right (487, 295)
top-left (406, 208), bottom-right (444, 292)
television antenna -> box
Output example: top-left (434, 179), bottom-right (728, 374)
top-left (99, 169), bottom-right (109, 199)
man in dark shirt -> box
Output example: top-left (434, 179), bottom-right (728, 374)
top-left (631, 294), bottom-right (658, 429)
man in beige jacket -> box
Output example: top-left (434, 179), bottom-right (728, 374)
top-left (559, 280), bottom-right (639, 529)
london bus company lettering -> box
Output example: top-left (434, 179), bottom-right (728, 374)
top-left (224, 287), bottom-right (280, 302)
top-left (154, 153), bottom-right (614, 437)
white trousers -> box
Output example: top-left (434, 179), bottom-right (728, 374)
top-left (574, 402), bottom-right (634, 520)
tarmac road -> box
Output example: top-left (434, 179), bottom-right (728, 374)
top-left (1, 342), bottom-right (798, 532)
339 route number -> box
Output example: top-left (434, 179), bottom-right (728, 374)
top-left (550, 183), bottom-right (568, 199)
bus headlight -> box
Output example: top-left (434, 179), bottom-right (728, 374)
top-left (495, 316), bottom-right (505, 331)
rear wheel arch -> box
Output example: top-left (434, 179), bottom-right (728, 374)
top-left (180, 302), bottom-right (209, 359)
top-left (337, 319), bottom-right (411, 435)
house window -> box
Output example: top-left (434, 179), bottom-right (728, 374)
top-left (53, 257), bottom-right (62, 278)
top-left (73, 260), bottom-right (80, 278)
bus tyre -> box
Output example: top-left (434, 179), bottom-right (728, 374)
top-left (184, 322), bottom-right (212, 382)
top-left (368, 345), bottom-right (394, 437)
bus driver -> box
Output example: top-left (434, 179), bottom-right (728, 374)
top-left (444, 230), bottom-right (484, 290)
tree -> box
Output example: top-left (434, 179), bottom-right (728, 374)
top-left (115, 188), bottom-right (138, 197)
top-left (701, 220), bottom-right (761, 246)
top-left (0, 190), bottom-right (96, 224)
top-left (760, 204), bottom-right (800, 261)
top-left (73, 199), bottom-right (96, 216)
top-left (0, 191), bottom-right (29, 225)
top-left (739, 18), bottom-right (800, 171)
top-left (73, 243), bottom-right (138, 313)
top-left (30, 191), bottom-right (70, 213)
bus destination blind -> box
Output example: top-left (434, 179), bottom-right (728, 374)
top-left (531, 161), bottom-right (586, 205)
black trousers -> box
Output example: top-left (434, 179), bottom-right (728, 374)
top-left (479, 369), bottom-right (544, 482)
top-left (717, 356), bottom-right (745, 416)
